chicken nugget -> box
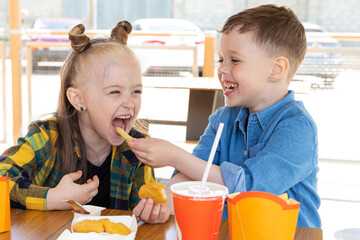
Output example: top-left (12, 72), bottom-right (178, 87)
top-left (103, 220), bottom-right (132, 235)
top-left (75, 219), bottom-right (104, 233)
top-left (98, 218), bottom-right (111, 224)
top-left (139, 183), bottom-right (167, 204)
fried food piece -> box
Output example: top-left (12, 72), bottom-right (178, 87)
top-left (98, 218), bottom-right (111, 225)
top-left (278, 193), bottom-right (299, 205)
top-left (115, 127), bottom-right (133, 140)
top-left (103, 220), bottom-right (132, 235)
top-left (75, 219), bottom-right (104, 233)
top-left (139, 183), bottom-right (167, 204)
top-left (75, 218), bottom-right (132, 235)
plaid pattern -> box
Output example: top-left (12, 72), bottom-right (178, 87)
top-left (0, 117), bottom-right (155, 210)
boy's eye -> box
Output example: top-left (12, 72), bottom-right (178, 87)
top-left (231, 59), bottom-right (240, 63)
top-left (217, 59), bottom-right (224, 63)
top-left (133, 90), bottom-right (142, 94)
top-left (110, 90), bottom-right (120, 94)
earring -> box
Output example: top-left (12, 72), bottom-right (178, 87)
top-left (80, 107), bottom-right (84, 112)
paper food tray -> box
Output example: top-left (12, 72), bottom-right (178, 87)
top-left (57, 215), bottom-right (137, 240)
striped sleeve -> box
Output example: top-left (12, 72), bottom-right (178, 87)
top-left (0, 120), bottom-right (55, 210)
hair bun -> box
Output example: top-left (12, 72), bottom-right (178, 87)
top-left (68, 24), bottom-right (90, 53)
top-left (110, 20), bottom-right (132, 45)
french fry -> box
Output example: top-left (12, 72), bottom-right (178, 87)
top-left (278, 193), bottom-right (288, 201)
top-left (278, 193), bottom-right (298, 205)
top-left (115, 126), bottom-right (133, 140)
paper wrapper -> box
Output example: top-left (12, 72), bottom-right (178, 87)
top-left (57, 215), bottom-right (137, 240)
top-left (227, 191), bottom-right (300, 240)
top-left (72, 205), bottom-right (105, 218)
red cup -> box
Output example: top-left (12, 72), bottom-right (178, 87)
top-left (171, 181), bottom-right (228, 240)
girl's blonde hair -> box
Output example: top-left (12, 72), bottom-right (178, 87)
top-left (56, 21), bottom-right (138, 178)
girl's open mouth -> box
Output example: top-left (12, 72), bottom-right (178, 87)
top-left (112, 114), bottom-right (133, 135)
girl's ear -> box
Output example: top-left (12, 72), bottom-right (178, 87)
top-left (66, 87), bottom-right (85, 112)
top-left (269, 56), bottom-right (289, 82)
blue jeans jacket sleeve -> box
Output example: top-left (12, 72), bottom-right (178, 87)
top-left (220, 162), bottom-right (246, 193)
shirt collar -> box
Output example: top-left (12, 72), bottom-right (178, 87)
top-left (234, 90), bottom-right (295, 131)
top-left (235, 107), bottom-right (249, 133)
top-left (255, 90), bottom-right (295, 129)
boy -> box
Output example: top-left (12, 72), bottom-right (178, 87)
top-left (128, 4), bottom-right (321, 228)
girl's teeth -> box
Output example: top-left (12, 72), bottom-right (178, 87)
top-left (117, 116), bottom-right (131, 119)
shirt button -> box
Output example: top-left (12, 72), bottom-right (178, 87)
top-left (244, 150), bottom-right (248, 156)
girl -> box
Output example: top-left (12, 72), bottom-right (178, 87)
top-left (0, 21), bottom-right (169, 223)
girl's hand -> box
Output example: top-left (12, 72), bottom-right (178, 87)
top-left (133, 198), bottom-right (170, 224)
top-left (47, 170), bottom-right (99, 210)
top-left (127, 138), bottom-right (187, 168)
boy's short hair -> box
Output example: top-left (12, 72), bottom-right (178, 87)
top-left (221, 4), bottom-right (306, 80)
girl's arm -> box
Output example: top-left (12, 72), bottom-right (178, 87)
top-left (0, 124), bottom-right (52, 210)
top-left (0, 120), bottom-right (99, 210)
top-left (46, 171), bottom-right (99, 210)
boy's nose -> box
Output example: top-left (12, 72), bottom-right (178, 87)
top-left (217, 64), bottom-right (229, 74)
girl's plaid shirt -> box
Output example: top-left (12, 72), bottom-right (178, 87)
top-left (0, 116), bottom-right (155, 210)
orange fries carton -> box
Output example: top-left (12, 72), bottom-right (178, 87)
top-left (0, 174), bottom-right (11, 233)
top-left (227, 191), bottom-right (300, 240)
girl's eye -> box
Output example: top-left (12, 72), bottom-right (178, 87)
top-left (231, 59), bottom-right (240, 63)
top-left (110, 90), bottom-right (120, 94)
top-left (217, 59), bottom-right (224, 63)
top-left (133, 90), bottom-right (142, 94)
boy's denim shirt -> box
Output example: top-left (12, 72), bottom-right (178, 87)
top-left (182, 90), bottom-right (321, 228)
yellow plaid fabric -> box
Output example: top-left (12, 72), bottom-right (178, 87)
top-left (0, 116), bottom-right (155, 210)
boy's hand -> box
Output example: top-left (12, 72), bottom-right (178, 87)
top-left (127, 138), bottom-right (184, 168)
top-left (133, 198), bottom-right (170, 224)
top-left (47, 170), bottom-right (99, 210)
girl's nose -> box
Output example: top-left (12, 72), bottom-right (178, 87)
top-left (122, 96), bottom-right (135, 109)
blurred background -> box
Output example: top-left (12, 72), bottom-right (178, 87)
top-left (1, 0), bottom-right (360, 239)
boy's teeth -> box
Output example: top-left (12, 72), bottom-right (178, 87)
top-left (224, 84), bottom-right (237, 90)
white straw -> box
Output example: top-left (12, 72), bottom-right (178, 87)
top-left (201, 122), bottom-right (224, 194)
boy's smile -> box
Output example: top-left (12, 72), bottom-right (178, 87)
top-left (217, 29), bottom-right (277, 113)
top-left (223, 81), bottom-right (239, 95)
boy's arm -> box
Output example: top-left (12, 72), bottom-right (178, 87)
top-left (172, 150), bottom-right (225, 185)
top-left (127, 138), bottom-right (225, 186)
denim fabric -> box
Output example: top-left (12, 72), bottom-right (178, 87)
top-left (189, 90), bottom-right (321, 228)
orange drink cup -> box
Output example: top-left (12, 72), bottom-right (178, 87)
top-left (171, 181), bottom-right (228, 240)
top-left (227, 191), bottom-right (300, 240)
